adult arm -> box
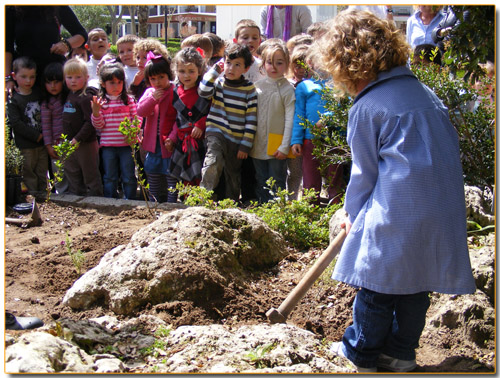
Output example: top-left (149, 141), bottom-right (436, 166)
top-left (49, 6), bottom-right (87, 56)
top-left (297, 6), bottom-right (313, 34)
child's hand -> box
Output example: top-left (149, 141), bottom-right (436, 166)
top-left (291, 144), bottom-right (302, 156)
top-left (341, 220), bottom-right (352, 235)
top-left (216, 58), bottom-right (225, 72)
top-left (164, 138), bottom-right (174, 152)
top-left (237, 150), bottom-right (248, 160)
top-left (133, 70), bottom-right (144, 86)
top-left (45, 144), bottom-right (58, 159)
top-left (191, 126), bottom-right (203, 139)
top-left (91, 96), bottom-right (105, 116)
top-left (273, 150), bottom-right (287, 160)
top-left (152, 88), bottom-right (165, 100)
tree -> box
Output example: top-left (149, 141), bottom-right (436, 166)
top-left (137, 6), bottom-right (150, 38)
top-left (106, 5), bottom-right (125, 45)
top-left (441, 6), bottom-right (495, 83)
top-left (128, 5), bottom-right (137, 36)
top-left (70, 5), bottom-right (108, 33)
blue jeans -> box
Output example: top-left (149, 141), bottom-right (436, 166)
top-left (341, 288), bottom-right (430, 369)
top-left (101, 146), bottom-right (137, 199)
top-left (252, 158), bottom-right (287, 203)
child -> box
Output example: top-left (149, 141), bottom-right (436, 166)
top-left (86, 28), bottom-right (110, 87)
top-left (7, 56), bottom-right (48, 193)
top-left (306, 21), bottom-right (328, 40)
top-left (203, 32), bottom-right (226, 66)
top-left (198, 43), bottom-right (258, 202)
top-left (234, 19), bottom-right (264, 203)
top-left (62, 57), bottom-right (103, 197)
top-left (169, 47), bottom-right (211, 186)
top-left (91, 61), bottom-right (139, 199)
top-left (116, 34), bottom-right (140, 89)
top-left (234, 19), bottom-right (265, 84)
top-left (136, 52), bottom-right (178, 203)
top-left (285, 33), bottom-right (313, 56)
top-left (250, 43), bottom-right (295, 203)
top-left (290, 50), bottom-right (345, 205)
top-left (285, 45), bottom-right (311, 200)
top-left (316, 10), bottom-right (475, 372)
top-left (41, 61), bottom-right (69, 194)
top-left (130, 38), bottom-right (170, 101)
top-left (180, 34), bottom-right (213, 67)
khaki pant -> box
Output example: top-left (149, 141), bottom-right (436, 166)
top-left (21, 145), bottom-right (48, 193)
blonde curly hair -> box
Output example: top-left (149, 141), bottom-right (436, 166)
top-left (314, 10), bottom-right (411, 95)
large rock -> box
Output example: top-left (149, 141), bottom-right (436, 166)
top-left (5, 332), bottom-right (94, 373)
top-left (464, 186), bottom-right (494, 228)
top-left (63, 207), bottom-right (287, 315)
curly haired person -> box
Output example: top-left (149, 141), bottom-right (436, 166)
top-left (314, 10), bottom-right (475, 373)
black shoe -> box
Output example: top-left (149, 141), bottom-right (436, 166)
top-left (6, 311), bottom-right (44, 330)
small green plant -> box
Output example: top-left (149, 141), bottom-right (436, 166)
top-left (5, 124), bottom-right (24, 177)
top-left (247, 178), bottom-right (341, 250)
top-left (243, 343), bottom-right (276, 369)
top-left (119, 116), bottom-right (156, 218)
top-left (175, 182), bottom-right (237, 210)
top-left (46, 135), bottom-right (79, 201)
top-left (154, 325), bottom-right (172, 338)
top-left (64, 232), bottom-right (85, 275)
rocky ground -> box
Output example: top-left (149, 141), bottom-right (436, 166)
top-left (4, 195), bottom-right (496, 373)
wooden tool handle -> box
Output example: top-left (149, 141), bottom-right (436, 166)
top-left (276, 229), bottom-right (347, 319)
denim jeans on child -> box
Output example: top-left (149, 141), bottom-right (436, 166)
top-left (101, 146), bottom-right (137, 199)
top-left (341, 288), bottom-right (430, 369)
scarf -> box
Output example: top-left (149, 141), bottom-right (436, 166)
top-left (265, 5), bottom-right (293, 41)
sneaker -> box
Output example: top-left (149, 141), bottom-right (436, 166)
top-left (376, 353), bottom-right (416, 372)
top-left (6, 312), bottom-right (44, 330)
top-left (329, 342), bottom-right (377, 373)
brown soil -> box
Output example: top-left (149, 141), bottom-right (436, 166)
top-left (4, 198), bottom-right (494, 373)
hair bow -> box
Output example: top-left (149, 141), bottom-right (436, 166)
top-left (196, 47), bottom-right (205, 58)
top-left (146, 51), bottom-right (163, 63)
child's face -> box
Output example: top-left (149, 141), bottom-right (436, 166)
top-left (136, 51), bottom-right (148, 71)
top-left (264, 50), bottom-right (288, 79)
top-left (12, 67), bottom-right (36, 93)
top-left (176, 62), bottom-right (200, 90)
top-left (118, 42), bottom-right (136, 67)
top-left (65, 71), bottom-right (88, 93)
top-left (237, 27), bottom-right (261, 56)
top-left (87, 31), bottom-right (109, 60)
top-left (103, 77), bottom-right (124, 97)
top-left (70, 47), bottom-right (88, 62)
top-left (45, 79), bottom-right (63, 96)
top-left (149, 73), bottom-right (170, 90)
top-left (292, 61), bottom-right (309, 81)
top-left (224, 57), bottom-right (249, 80)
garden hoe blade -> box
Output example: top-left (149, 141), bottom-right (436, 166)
top-left (5, 199), bottom-right (42, 227)
top-left (266, 229), bottom-right (347, 324)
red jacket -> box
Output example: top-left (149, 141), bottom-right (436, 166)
top-left (137, 85), bottom-right (177, 158)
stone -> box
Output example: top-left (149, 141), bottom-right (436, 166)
top-left (63, 207), bottom-right (287, 315)
top-left (5, 331), bottom-right (94, 373)
top-left (464, 186), bottom-right (494, 228)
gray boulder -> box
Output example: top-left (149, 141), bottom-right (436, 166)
top-left (465, 186), bottom-right (494, 228)
top-left (5, 332), bottom-right (94, 373)
top-left (63, 207), bottom-right (287, 315)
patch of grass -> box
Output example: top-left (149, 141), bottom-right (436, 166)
top-left (243, 342), bottom-right (277, 369)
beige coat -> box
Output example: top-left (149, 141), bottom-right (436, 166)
top-left (250, 76), bottom-right (295, 160)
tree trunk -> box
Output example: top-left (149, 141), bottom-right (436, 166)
top-left (138, 6), bottom-right (149, 38)
top-left (106, 5), bottom-right (125, 45)
top-left (128, 5), bottom-right (137, 36)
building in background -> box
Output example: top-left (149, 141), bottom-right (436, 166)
top-left (116, 5), bottom-right (412, 41)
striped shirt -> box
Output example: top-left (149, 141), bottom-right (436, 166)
top-left (91, 95), bottom-right (139, 147)
top-left (198, 65), bottom-right (258, 153)
top-left (41, 95), bottom-right (64, 145)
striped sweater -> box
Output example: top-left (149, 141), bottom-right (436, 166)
top-left (198, 64), bottom-right (258, 153)
top-left (41, 95), bottom-right (64, 146)
top-left (91, 95), bottom-right (139, 147)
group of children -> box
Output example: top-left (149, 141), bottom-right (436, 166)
top-left (7, 18), bottom-right (345, 205)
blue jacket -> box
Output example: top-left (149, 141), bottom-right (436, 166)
top-left (290, 77), bottom-right (327, 145)
top-left (333, 65), bottom-right (475, 295)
